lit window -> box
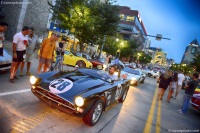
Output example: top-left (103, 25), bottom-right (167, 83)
top-left (126, 16), bottom-right (134, 21)
top-left (120, 14), bottom-right (124, 20)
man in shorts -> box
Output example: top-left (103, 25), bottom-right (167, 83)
top-left (20, 28), bottom-right (39, 76)
top-left (174, 69), bottom-right (185, 99)
top-left (9, 26), bottom-right (30, 83)
top-left (37, 33), bottom-right (58, 73)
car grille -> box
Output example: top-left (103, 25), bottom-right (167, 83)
top-left (31, 87), bottom-right (75, 114)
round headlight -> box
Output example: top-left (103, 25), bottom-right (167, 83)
top-left (131, 77), bottom-right (137, 81)
top-left (30, 76), bottom-right (37, 85)
top-left (75, 96), bottom-right (84, 107)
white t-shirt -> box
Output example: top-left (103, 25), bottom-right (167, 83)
top-left (178, 73), bottom-right (185, 85)
top-left (13, 32), bottom-right (28, 51)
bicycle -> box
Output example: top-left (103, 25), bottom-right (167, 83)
top-left (50, 50), bottom-right (64, 71)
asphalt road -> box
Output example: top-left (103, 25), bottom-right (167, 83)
top-left (0, 43), bottom-right (200, 133)
top-left (0, 64), bottom-right (200, 133)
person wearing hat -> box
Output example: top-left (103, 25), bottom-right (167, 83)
top-left (37, 33), bottom-right (58, 73)
top-left (54, 37), bottom-right (67, 70)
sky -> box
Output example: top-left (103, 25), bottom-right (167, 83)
top-left (116, 0), bottom-right (200, 63)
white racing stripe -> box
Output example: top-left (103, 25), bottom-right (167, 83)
top-left (0, 89), bottom-right (31, 96)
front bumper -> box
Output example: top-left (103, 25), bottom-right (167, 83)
top-left (0, 63), bottom-right (11, 70)
top-left (31, 86), bottom-right (86, 116)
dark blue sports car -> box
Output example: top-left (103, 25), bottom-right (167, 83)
top-left (30, 68), bottom-right (131, 126)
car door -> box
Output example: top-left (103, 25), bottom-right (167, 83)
top-left (63, 50), bottom-right (75, 66)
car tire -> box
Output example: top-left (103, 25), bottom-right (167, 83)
top-left (82, 99), bottom-right (104, 126)
top-left (118, 87), bottom-right (129, 103)
top-left (141, 78), bottom-right (145, 83)
top-left (76, 60), bottom-right (86, 68)
top-left (148, 73), bottom-right (152, 77)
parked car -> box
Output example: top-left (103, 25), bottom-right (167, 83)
top-left (121, 67), bottom-right (146, 86)
top-left (30, 68), bottom-right (131, 126)
top-left (38, 49), bottom-right (92, 68)
top-left (76, 53), bottom-right (105, 70)
top-left (0, 49), bottom-right (12, 71)
top-left (190, 86), bottom-right (200, 111)
top-left (136, 68), bottom-right (159, 78)
top-left (123, 62), bottom-right (136, 69)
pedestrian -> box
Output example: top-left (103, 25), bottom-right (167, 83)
top-left (37, 33), bottom-right (57, 73)
top-left (9, 26), bottom-right (30, 83)
top-left (19, 28), bottom-right (39, 76)
top-left (178, 73), bottom-right (199, 114)
top-left (0, 22), bottom-right (8, 56)
top-left (157, 70), bottom-right (172, 100)
top-left (55, 37), bottom-right (67, 70)
top-left (173, 69), bottom-right (185, 99)
top-left (167, 72), bottom-right (178, 103)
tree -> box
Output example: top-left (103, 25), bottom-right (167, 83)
top-left (49, 0), bottom-right (120, 52)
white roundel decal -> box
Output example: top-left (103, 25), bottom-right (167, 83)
top-left (49, 78), bottom-right (73, 94)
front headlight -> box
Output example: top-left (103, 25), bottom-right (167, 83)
top-left (103, 64), bottom-right (107, 68)
top-left (75, 96), bottom-right (84, 107)
top-left (131, 77), bottom-right (137, 81)
top-left (30, 76), bottom-right (37, 85)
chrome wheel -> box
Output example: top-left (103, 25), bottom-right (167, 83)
top-left (92, 103), bottom-right (103, 123)
top-left (122, 89), bottom-right (128, 101)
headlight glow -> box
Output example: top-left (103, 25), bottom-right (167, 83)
top-left (30, 76), bottom-right (37, 85)
top-left (103, 64), bottom-right (107, 68)
top-left (131, 77), bottom-right (137, 81)
top-left (75, 96), bottom-right (84, 107)
top-left (114, 72), bottom-right (119, 76)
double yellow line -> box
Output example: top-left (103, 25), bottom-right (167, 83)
top-left (143, 86), bottom-right (162, 133)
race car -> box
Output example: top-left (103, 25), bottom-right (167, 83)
top-left (190, 86), bottom-right (200, 111)
top-left (121, 67), bottom-right (146, 86)
top-left (136, 68), bottom-right (159, 78)
top-left (30, 68), bottom-right (131, 126)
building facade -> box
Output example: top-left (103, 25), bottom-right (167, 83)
top-left (0, 0), bottom-right (50, 40)
top-left (181, 39), bottom-right (200, 64)
top-left (117, 6), bottom-right (148, 50)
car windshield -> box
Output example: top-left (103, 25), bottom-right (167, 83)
top-left (78, 68), bottom-right (113, 82)
top-left (65, 50), bottom-right (73, 55)
top-left (123, 67), bottom-right (140, 75)
top-left (98, 58), bottom-right (105, 63)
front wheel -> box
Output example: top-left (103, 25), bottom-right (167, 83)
top-left (118, 87), bottom-right (129, 103)
top-left (76, 60), bottom-right (86, 68)
top-left (83, 99), bottom-right (104, 126)
top-left (148, 73), bottom-right (152, 77)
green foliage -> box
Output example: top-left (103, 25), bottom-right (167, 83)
top-left (48, 0), bottom-right (120, 50)
top-left (169, 64), bottom-right (193, 74)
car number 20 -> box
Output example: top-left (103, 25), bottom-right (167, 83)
top-left (49, 78), bottom-right (73, 94)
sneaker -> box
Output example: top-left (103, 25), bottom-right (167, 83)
top-left (9, 78), bottom-right (14, 83)
top-left (14, 75), bottom-right (19, 79)
top-left (177, 109), bottom-right (181, 113)
top-left (178, 110), bottom-right (185, 115)
top-left (173, 97), bottom-right (176, 99)
top-left (26, 72), bottom-right (32, 76)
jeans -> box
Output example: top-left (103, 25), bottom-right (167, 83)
top-left (181, 94), bottom-right (192, 113)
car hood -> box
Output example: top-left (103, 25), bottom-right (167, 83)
top-left (38, 71), bottom-right (106, 99)
top-left (0, 50), bottom-right (12, 64)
